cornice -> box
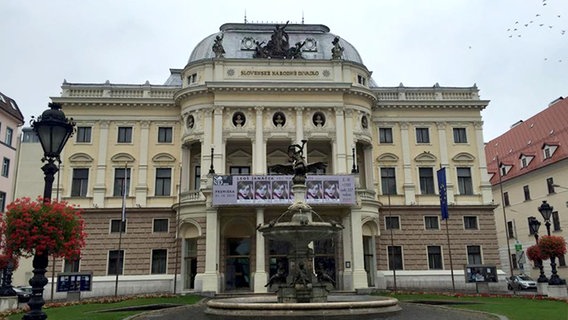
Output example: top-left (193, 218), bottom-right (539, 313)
top-left (374, 100), bottom-right (490, 111)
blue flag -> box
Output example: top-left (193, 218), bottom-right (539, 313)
top-left (437, 167), bottom-right (449, 220)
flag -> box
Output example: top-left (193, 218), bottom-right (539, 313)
top-left (121, 163), bottom-right (128, 222)
top-left (437, 167), bottom-right (449, 220)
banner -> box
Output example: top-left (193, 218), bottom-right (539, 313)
top-left (212, 175), bottom-right (356, 206)
top-left (437, 167), bottom-right (449, 220)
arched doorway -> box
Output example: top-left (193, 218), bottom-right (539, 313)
top-left (222, 218), bottom-right (255, 291)
top-left (362, 220), bottom-right (378, 287)
top-left (180, 222), bottom-right (200, 290)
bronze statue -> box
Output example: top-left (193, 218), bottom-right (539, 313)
top-left (268, 140), bottom-right (326, 185)
top-left (212, 34), bottom-right (225, 58)
top-left (252, 22), bottom-right (304, 60)
top-left (331, 36), bottom-right (344, 60)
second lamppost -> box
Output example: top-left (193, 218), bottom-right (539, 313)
top-left (527, 216), bottom-right (548, 283)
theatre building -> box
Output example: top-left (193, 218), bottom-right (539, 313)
top-left (25, 21), bottom-right (500, 296)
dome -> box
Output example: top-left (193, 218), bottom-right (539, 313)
top-left (188, 23), bottom-right (364, 65)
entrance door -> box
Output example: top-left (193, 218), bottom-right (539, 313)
top-left (225, 238), bottom-right (251, 290)
top-left (184, 239), bottom-right (197, 290)
top-left (363, 236), bottom-right (375, 286)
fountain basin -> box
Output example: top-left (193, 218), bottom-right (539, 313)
top-left (205, 295), bottom-right (401, 318)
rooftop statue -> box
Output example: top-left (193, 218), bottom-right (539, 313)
top-left (268, 140), bottom-right (326, 185)
top-left (331, 36), bottom-right (344, 60)
top-left (253, 22), bottom-right (305, 60)
top-left (212, 34), bottom-right (225, 58)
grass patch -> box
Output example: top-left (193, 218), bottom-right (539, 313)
top-left (387, 292), bottom-right (567, 320)
top-left (6, 294), bottom-right (202, 320)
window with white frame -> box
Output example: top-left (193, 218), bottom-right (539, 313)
top-left (381, 167), bottom-right (397, 195)
top-left (387, 246), bottom-right (403, 270)
top-left (457, 167), bottom-right (473, 195)
top-left (153, 218), bottom-right (169, 233)
top-left (71, 168), bottom-right (89, 197)
top-left (427, 246), bottom-right (443, 269)
top-left (110, 219), bottom-right (126, 233)
top-left (418, 167), bottom-right (435, 194)
top-left (151, 249), bottom-right (167, 274)
top-left (1, 158), bottom-right (9, 177)
top-left (416, 127), bottom-right (430, 143)
top-left (464, 216), bottom-right (478, 230)
top-left (424, 216), bottom-right (439, 230)
top-left (385, 216), bottom-right (400, 230)
top-left (76, 127), bottom-right (92, 143)
top-left (155, 168), bottom-right (172, 196)
top-left (467, 245), bottom-right (482, 264)
top-left (5, 127), bottom-right (13, 146)
top-left (117, 126), bottom-right (132, 143)
top-left (108, 250), bottom-right (124, 275)
top-left (113, 168), bottom-right (131, 197)
top-left (453, 127), bottom-right (467, 143)
top-left (64, 258), bottom-right (80, 272)
top-left (158, 127), bottom-right (173, 143)
top-left (379, 128), bottom-right (393, 144)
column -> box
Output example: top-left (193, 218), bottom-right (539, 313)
top-left (335, 108), bottom-right (347, 173)
top-left (136, 121), bottom-right (150, 206)
top-left (202, 108), bottom-right (213, 175)
top-left (93, 120), bottom-right (109, 207)
top-left (295, 107), bottom-right (304, 143)
top-left (213, 107), bottom-right (223, 173)
top-left (349, 210), bottom-right (368, 289)
top-left (400, 122), bottom-right (415, 204)
top-left (253, 208), bottom-right (268, 292)
top-left (254, 107), bottom-right (265, 174)
top-left (474, 121), bottom-right (493, 204)
top-left (436, 122), bottom-right (454, 203)
top-left (341, 215), bottom-right (353, 290)
top-left (198, 207), bottom-right (220, 292)
top-left (344, 110), bottom-right (355, 172)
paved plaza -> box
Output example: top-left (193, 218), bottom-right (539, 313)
top-left (131, 300), bottom-right (503, 320)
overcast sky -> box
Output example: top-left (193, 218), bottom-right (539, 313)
top-left (1, 0), bottom-right (566, 141)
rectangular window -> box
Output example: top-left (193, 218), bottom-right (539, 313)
top-left (113, 168), bottom-right (131, 197)
top-left (453, 128), bottom-right (467, 143)
top-left (387, 246), bottom-right (403, 270)
top-left (419, 167), bottom-right (435, 194)
top-left (503, 192), bottom-right (510, 206)
top-left (507, 221), bottom-right (515, 239)
top-left (117, 127), bottom-right (132, 143)
top-left (64, 259), bottom-right (80, 273)
top-left (71, 168), bottom-right (89, 197)
top-left (544, 147), bottom-right (551, 159)
top-left (1, 158), bottom-right (9, 177)
top-left (110, 219), bottom-right (126, 233)
top-left (151, 249), bottom-right (167, 274)
top-left (5, 127), bottom-right (13, 146)
top-left (547, 178), bottom-right (555, 194)
top-left (379, 128), bottom-right (393, 143)
top-left (467, 245), bottom-right (482, 265)
top-left (427, 246), bottom-right (443, 269)
top-left (385, 216), bottom-right (400, 230)
top-left (552, 211), bottom-right (561, 231)
top-left (194, 166), bottom-right (201, 191)
top-left (0, 191), bottom-right (5, 212)
top-left (230, 166), bottom-right (250, 175)
top-left (523, 185), bottom-right (531, 201)
top-left (416, 128), bottom-right (430, 143)
top-left (528, 217), bottom-right (536, 235)
top-left (457, 167), bottom-right (473, 195)
top-left (380, 168), bottom-right (397, 195)
top-left (76, 127), bottom-right (92, 143)
top-left (153, 218), bottom-right (169, 233)
top-left (158, 127), bottom-right (173, 143)
top-left (464, 216), bottom-right (478, 230)
top-left (155, 168), bottom-right (172, 196)
top-left (108, 250), bottom-right (124, 275)
top-left (425, 216), bottom-right (439, 230)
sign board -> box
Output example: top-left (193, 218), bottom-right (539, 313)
top-left (515, 243), bottom-right (522, 251)
top-left (464, 265), bottom-right (498, 283)
top-left (212, 175), bottom-right (356, 206)
top-left (56, 272), bottom-right (93, 292)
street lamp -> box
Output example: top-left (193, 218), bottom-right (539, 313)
top-left (537, 201), bottom-right (564, 285)
top-left (528, 216), bottom-right (548, 283)
top-left (26, 102), bottom-right (75, 320)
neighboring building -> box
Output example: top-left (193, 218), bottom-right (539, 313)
top-left (14, 22), bottom-right (500, 297)
top-left (0, 92), bottom-right (24, 212)
top-left (485, 96), bottom-right (568, 281)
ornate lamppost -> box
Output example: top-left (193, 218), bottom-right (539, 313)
top-left (527, 216), bottom-right (548, 283)
top-left (26, 103), bottom-right (75, 320)
top-left (537, 201), bottom-right (564, 285)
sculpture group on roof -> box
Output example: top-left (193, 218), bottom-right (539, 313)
top-left (253, 22), bottom-right (305, 60)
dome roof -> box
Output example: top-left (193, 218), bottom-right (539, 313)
top-left (188, 23), bottom-right (364, 65)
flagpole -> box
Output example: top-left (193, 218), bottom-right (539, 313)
top-left (496, 156), bottom-right (516, 294)
top-left (438, 166), bottom-right (455, 292)
top-left (173, 165), bottom-right (182, 294)
top-left (115, 163), bottom-right (128, 297)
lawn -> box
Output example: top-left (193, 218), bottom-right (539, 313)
top-left (5, 294), bottom-right (202, 320)
top-left (389, 292), bottom-right (568, 320)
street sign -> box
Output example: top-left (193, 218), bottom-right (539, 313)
top-left (515, 243), bottom-right (522, 251)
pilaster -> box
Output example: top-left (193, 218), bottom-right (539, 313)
top-left (253, 208), bottom-right (268, 292)
top-left (136, 120), bottom-right (150, 206)
top-left (93, 120), bottom-right (110, 207)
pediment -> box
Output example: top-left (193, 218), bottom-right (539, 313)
top-left (68, 153), bottom-right (94, 163)
top-left (452, 152), bottom-right (475, 162)
top-left (152, 153), bottom-right (176, 163)
top-left (110, 153), bottom-right (135, 163)
top-left (377, 153), bottom-right (399, 163)
top-left (227, 149), bottom-right (251, 159)
top-left (414, 152), bottom-right (437, 163)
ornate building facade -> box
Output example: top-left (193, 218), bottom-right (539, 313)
top-left (14, 22), bottom-right (501, 296)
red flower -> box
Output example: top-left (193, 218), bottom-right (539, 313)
top-left (538, 235), bottom-right (567, 258)
top-left (0, 197), bottom-right (87, 258)
top-left (526, 244), bottom-right (548, 261)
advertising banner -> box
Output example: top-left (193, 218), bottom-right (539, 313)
top-left (212, 175), bottom-right (355, 206)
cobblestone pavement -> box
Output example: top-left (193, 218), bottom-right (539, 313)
top-left (131, 300), bottom-right (504, 320)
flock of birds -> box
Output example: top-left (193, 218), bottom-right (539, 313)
top-left (505, 0), bottom-right (566, 63)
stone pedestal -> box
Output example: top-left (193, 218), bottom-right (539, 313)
top-left (278, 284), bottom-right (328, 303)
top-left (475, 282), bottom-right (489, 294)
top-left (0, 296), bottom-right (18, 312)
top-left (547, 284), bottom-right (567, 298)
top-left (537, 282), bottom-right (548, 296)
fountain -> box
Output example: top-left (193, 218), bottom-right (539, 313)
top-left (205, 141), bottom-right (400, 318)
